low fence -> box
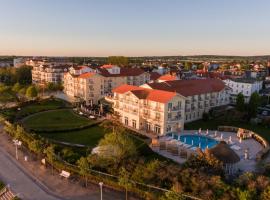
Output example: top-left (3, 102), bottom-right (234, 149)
top-left (218, 126), bottom-right (270, 161)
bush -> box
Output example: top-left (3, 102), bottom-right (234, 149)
top-left (202, 112), bottom-right (209, 121)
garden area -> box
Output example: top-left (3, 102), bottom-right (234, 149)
top-left (22, 109), bottom-right (96, 132)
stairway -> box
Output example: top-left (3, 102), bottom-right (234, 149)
top-left (0, 188), bottom-right (15, 200)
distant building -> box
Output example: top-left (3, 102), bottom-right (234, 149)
top-left (223, 78), bottom-right (263, 104)
top-left (32, 64), bottom-right (69, 84)
top-left (0, 61), bottom-right (12, 67)
top-left (13, 58), bottom-right (26, 68)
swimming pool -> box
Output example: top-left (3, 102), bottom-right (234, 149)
top-left (168, 133), bottom-right (218, 150)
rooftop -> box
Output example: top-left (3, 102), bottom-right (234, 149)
top-left (113, 84), bottom-right (178, 103)
top-left (145, 78), bottom-right (226, 97)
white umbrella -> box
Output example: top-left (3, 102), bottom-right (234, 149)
top-left (206, 129), bottom-right (209, 135)
top-left (221, 134), bottom-right (223, 139)
top-left (191, 140), bottom-right (194, 146)
top-left (214, 131), bottom-right (217, 137)
top-left (239, 137), bottom-right (242, 143)
top-left (198, 128), bottom-right (201, 134)
top-left (178, 135), bottom-right (180, 140)
top-left (229, 136), bottom-right (232, 143)
top-left (184, 137), bottom-right (187, 143)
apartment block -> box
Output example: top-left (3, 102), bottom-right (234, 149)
top-left (112, 84), bottom-right (186, 135)
top-left (63, 65), bottom-right (150, 104)
top-left (32, 64), bottom-right (69, 84)
top-left (223, 78), bottom-right (263, 103)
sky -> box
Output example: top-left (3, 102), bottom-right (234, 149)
top-left (0, 0), bottom-right (270, 57)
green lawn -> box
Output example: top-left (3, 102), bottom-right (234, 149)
top-left (0, 98), bottom-right (69, 121)
top-left (40, 125), bottom-right (106, 147)
top-left (185, 119), bottom-right (270, 142)
top-left (23, 109), bottom-right (94, 131)
top-left (0, 91), bottom-right (15, 103)
top-left (17, 99), bottom-right (68, 118)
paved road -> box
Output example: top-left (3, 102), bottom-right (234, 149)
top-left (0, 146), bottom-right (61, 200)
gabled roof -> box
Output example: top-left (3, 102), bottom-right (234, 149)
top-left (78, 72), bottom-right (95, 79)
top-left (100, 64), bottom-right (115, 69)
top-left (113, 84), bottom-right (178, 103)
top-left (146, 78), bottom-right (226, 97)
top-left (158, 74), bottom-right (178, 81)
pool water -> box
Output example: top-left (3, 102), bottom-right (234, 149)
top-left (168, 133), bottom-right (218, 150)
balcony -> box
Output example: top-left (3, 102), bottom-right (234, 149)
top-left (168, 106), bottom-right (181, 112)
top-left (186, 100), bottom-right (191, 104)
top-left (168, 116), bottom-right (182, 122)
top-left (199, 105), bottom-right (204, 110)
top-left (185, 108), bottom-right (191, 112)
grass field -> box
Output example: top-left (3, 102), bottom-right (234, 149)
top-left (0, 98), bottom-right (68, 121)
top-left (40, 126), bottom-right (106, 147)
top-left (17, 99), bottom-right (68, 118)
top-left (23, 109), bottom-right (94, 131)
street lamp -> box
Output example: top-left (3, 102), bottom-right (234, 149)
top-left (99, 182), bottom-right (103, 200)
top-left (13, 139), bottom-right (22, 160)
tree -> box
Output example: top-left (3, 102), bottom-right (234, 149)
top-left (77, 157), bottom-right (90, 187)
top-left (236, 93), bottom-right (245, 112)
top-left (107, 56), bottom-right (128, 66)
top-left (44, 145), bottom-right (56, 175)
top-left (160, 191), bottom-right (186, 200)
top-left (12, 83), bottom-right (22, 93)
top-left (29, 139), bottom-right (42, 155)
top-left (118, 167), bottom-right (132, 200)
top-left (261, 186), bottom-right (270, 200)
top-left (91, 132), bottom-right (137, 168)
top-left (26, 85), bottom-right (38, 99)
top-left (248, 92), bottom-right (260, 118)
top-left (184, 62), bottom-right (192, 70)
top-left (15, 66), bottom-right (32, 85)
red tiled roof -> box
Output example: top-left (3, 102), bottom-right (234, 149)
top-left (150, 72), bottom-right (161, 80)
top-left (113, 84), bottom-right (177, 103)
top-left (158, 74), bottom-right (178, 81)
top-left (101, 64), bottom-right (114, 69)
top-left (99, 67), bottom-right (145, 77)
top-left (146, 78), bottom-right (226, 97)
top-left (78, 72), bottom-right (95, 79)
top-left (112, 84), bottom-right (140, 93)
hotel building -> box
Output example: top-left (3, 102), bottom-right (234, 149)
top-left (63, 65), bottom-right (150, 104)
top-left (112, 85), bottom-right (186, 135)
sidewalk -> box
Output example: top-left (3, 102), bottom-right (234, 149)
top-left (0, 125), bottom-right (133, 200)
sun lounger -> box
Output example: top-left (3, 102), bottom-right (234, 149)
top-left (231, 145), bottom-right (241, 151)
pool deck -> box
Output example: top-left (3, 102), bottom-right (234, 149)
top-left (152, 130), bottom-right (264, 172)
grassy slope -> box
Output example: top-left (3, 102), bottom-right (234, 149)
top-left (40, 126), bottom-right (106, 147)
top-left (23, 109), bottom-right (94, 131)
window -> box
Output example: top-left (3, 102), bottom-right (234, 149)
top-left (177, 101), bottom-right (181, 108)
top-left (146, 122), bottom-right (151, 131)
top-left (132, 120), bottom-right (136, 128)
top-left (168, 113), bottom-right (172, 119)
top-left (124, 117), bottom-right (128, 126)
top-left (156, 112), bottom-right (160, 119)
top-left (154, 125), bottom-right (161, 134)
top-left (166, 126), bottom-right (171, 132)
top-left (168, 103), bottom-right (172, 110)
